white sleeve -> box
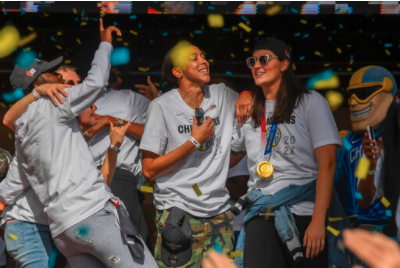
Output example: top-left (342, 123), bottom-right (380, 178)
top-left (139, 101), bottom-right (168, 155)
top-left (305, 93), bottom-right (341, 149)
top-left (41, 42), bottom-right (113, 123)
top-left (130, 91), bottom-right (150, 124)
top-left (231, 120), bottom-right (246, 153)
top-left (0, 158), bottom-right (30, 205)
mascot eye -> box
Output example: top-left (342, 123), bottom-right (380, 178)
top-left (348, 85), bottom-right (382, 101)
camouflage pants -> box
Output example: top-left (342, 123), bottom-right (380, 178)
top-left (154, 209), bottom-right (234, 268)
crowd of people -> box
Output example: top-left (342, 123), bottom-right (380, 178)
top-left (0, 19), bottom-right (399, 268)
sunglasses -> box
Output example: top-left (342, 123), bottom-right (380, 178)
top-left (195, 108), bottom-right (204, 126)
top-left (347, 79), bottom-right (394, 104)
top-left (246, 54), bottom-right (279, 69)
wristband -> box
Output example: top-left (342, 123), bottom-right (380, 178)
top-left (157, 90), bottom-right (163, 98)
top-left (32, 88), bottom-right (42, 99)
top-left (367, 169), bottom-right (376, 175)
top-left (189, 136), bottom-right (201, 149)
top-left (239, 91), bottom-right (253, 97)
top-left (109, 145), bottom-right (121, 154)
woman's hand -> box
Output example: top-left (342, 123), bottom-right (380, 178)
top-left (235, 92), bottom-right (253, 125)
top-left (134, 76), bottom-right (159, 100)
top-left (191, 116), bottom-right (215, 144)
top-left (362, 132), bottom-right (382, 167)
top-left (303, 218), bottom-right (325, 258)
top-left (35, 83), bottom-right (71, 106)
top-left (109, 121), bottom-right (130, 148)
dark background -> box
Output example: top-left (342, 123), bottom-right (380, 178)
top-left (1, 1), bottom-right (400, 153)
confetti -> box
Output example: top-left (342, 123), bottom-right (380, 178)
top-left (9, 233), bottom-right (17, 240)
top-left (140, 186), bottom-right (154, 193)
top-left (315, 23), bottom-right (322, 28)
top-left (111, 47), bottom-right (130, 66)
top-left (342, 137), bottom-right (352, 151)
top-left (355, 157), bottom-right (370, 179)
top-left (55, 45), bottom-right (62, 50)
top-left (44, 13), bottom-right (49, 17)
top-left (326, 226), bottom-right (340, 237)
top-left (264, 207), bottom-right (273, 220)
top-left (300, 19), bottom-right (307, 24)
top-left (207, 14), bottom-right (224, 28)
top-left (265, 5), bottom-right (281, 16)
top-left (314, 51), bottom-right (321, 56)
top-left (27, 26), bottom-right (34, 31)
top-left (385, 209), bottom-right (392, 217)
top-left (64, 59), bottom-right (71, 64)
top-left (80, 22), bottom-right (87, 27)
top-left (0, 25), bottom-right (21, 58)
top-left (0, 103), bottom-right (5, 108)
top-left (213, 242), bottom-right (222, 253)
top-left (381, 197), bottom-right (391, 208)
top-left (57, 31), bottom-right (62, 36)
top-left (2, 88), bottom-right (25, 103)
top-left (325, 91), bottom-right (343, 111)
top-left (230, 53), bottom-right (235, 58)
top-left (385, 49), bottom-right (391, 56)
top-left (336, 48), bottom-right (342, 54)
top-left (238, 22), bottom-right (251, 33)
top-left (129, 15), bottom-right (136, 19)
top-left (355, 192), bottom-right (363, 200)
top-left (226, 71), bottom-right (233, 76)
top-left (76, 38), bottom-right (81, 45)
top-left (7, 133), bottom-right (12, 140)
top-left (130, 30), bottom-right (138, 36)
top-left (258, 30), bottom-right (264, 35)
top-left (348, 214), bottom-right (359, 218)
top-left (15, 50), bottom-right (37, 68)
top-left (372, 225), bottom-right (385, 233)
top-left (192, 184), bottom-right (202, 196)
top-left (138, 67), bottom-right (149, 72)
top-left (230, 251), bottom-right (243, 258)
top-left (48, 247), bottom-right (59, 268)
top-left (328, 217), bottom-right (343, 222)
top-left (72, 8), bottom-right (77, 14)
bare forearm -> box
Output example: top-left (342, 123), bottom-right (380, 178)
top-left (142, 141), bottom-right (197, 180)
top-left (3, 93), bottom-right (36, 131)
top-left (313, 164), bottom-right (336, 222)
top-left (357, 166), bottom-right (376, 208)
top-left (108, 116), bottom-right (144, 140)
top-left (100, 149), bottom-right (118, 185)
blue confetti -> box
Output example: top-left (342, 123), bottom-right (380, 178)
top-left (306, 69), bottom-right (334, 89)
top-left (291, 8), bottom-right (299, 14)
top-left (150, 40), bottom-right (153, 44)
top-left (162, 32), bottom-right (168, 36)
top-left (110, 47), bottom-right (130, 66)
top-left (208, 5), bottom-right (215, 10)
top-left (15, 50), bottom-right (37, 68)
top-left (130, 15), bottom-right (137, 19)
top-left (302, 34), bottom-right (309, 39)
top-left (294, 32), bottom-right (301, 37)
top-left (194, 30), bottom-right (202, 34)
top-left (150, 212), bottom-right (155, 217)
top-left (226, 71), bottom-right (233, 76)
top-left (299, 56), bottom-right (305, 61)
top-left (223, 28), bottom-right (230, 31)
top-left (20, 8), bottom-right (26, 15)
top-left (386, 209), bottom-right (392, 217)
top-left (48, 246), bottom-right (59, 268)
top-left (350, 54), bottom-right (354, 60)
top-left (355, 192), bottom-right (363, 200)
top-left (78, 226), bottom-right (90, 237)
top-left (51, 36), bottom-right (56, 42)
top-left (213, 242), bottom-right (222, 253)
top-left (113, 22), bottom-right (118, 26)
top-left (139, 23), bottom-right (142, 29)
top-left (241, 16), bottom-right (248, 21)
top-left (385, 43), bottom-right (392, 48)
top-left (2, 88), bottom-right (26, 103)
top-left (321, 26), bottom-right (326, 30)
top-left (3, 8), bottom-right (7, 15)
top-left (339, 24), bottom-right (343, 29)
top-left (358, 29), bottom-right (363, 33)
top-left (342, 137), bottom-right (352, 151)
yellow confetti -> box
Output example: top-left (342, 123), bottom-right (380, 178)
top-left (258, 30), bottom-right (264, 35)
top-left (192, 184), bottom-right (202, 196)
top-left (315, 23), bottom-right (322, 28)
top-left (0, 102), bottom-right (6, 108)
top-left (44, 13), bottom-right (50, 17)
top-left (199, 1), bottom-right (203, 5)
top-left (314, 51), bottom-right (321, 56)
top-left (231, 26), bottom-right (238, 32)
top-left (348, 214), bottom-right (359, 218)
top-left (8, 133), bottom-right (13, 140)
top-left (246, 21), bottom-right (250, 25)
top-left (190, 32), bottom-right (194, 38)
top-left (76, 38), bottom-right (81, 45)
top-left (244, 39), bottom-right (249, 43)
top-left (292, 63), bottom-right (297, 71)
top-left (326, 226), bottom-right (340, 236)
top-left (328, 217), bottom-right (343, 222)
top-left (28, 26), bottom-right (34, 31)
top-left (397, 63), bottom-right (400, 68)
top-left (346, 67), bottom-right (352, 72)
top-left (230, 53), bottom-right (235, 58)
top-left (336, 48), bottom-right (342, 54)
top-left (314, 75), bottom-right (340, 90)
top-left (385, 49), bottom-right (391, 56)
top-left (130, 30), bottom-right (138, 36)
top-left (170, 40), bottom-right (193, 69)
top-left (80, 22), bottom-right (87, 27)
top-left (72, 8), bottom-right (77, 14)
top-left (116, 37), bottom-right (123, 42)
top-left (355, 157), bottom-right (370, 179)
top-left (55, 45), bottom-right (62, 50)
top-left (138, 67), bottom-right (149, 72)
top-left (154, 82), bottom-right (160, 87)
top-left (230, 251), bottom-right (243, 258)
top-left (207, 14), bottom-right (224, 28)
top-left (381, 197), bottom-right (391, 208)
top-left (244, 47), bottom-right (249, 52)
top-left (324, 63), bottom-right (331, 67)
top-left (300, 19), bottom-right (307, 25)
top-left (264, 207), bottom-right (273, 220)
top-left (141, 186), bottom-right (153, 193)
top-left (100, 12), bottom-right (106, 18)
top-left (349, 59), bottom-right (354, 65)
top-left (238, 22), bottom-right (252, 33)
top-left (57, 31), bottom-right (62, 36)
top-left (64, 59), bottom-right (71, 64)
top-left (208, 59), bottom-right (214, 63)
top-left (123, 42), bottom-right (129, 46)
top-left (265, 5), bottom-right (282, 16)
top-left (9, 233), bottom-right (17, 240)
top-left (325, 91), bottom-right (343, 111)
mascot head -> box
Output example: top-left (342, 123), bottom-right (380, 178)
top-left (347, 66), bottom-right (397, 133)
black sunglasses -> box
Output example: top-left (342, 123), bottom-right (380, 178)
top-left (246, 54), bottom-right (279, 69)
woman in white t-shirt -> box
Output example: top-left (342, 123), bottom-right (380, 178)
top-left (231, 37), bottom-right (341, 267)
top-left (140, 41), bottom-right (238, 267)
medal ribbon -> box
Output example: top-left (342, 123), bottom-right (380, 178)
top-left (261, 104), bottom-right (278, 159)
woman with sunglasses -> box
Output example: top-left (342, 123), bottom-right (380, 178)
top-left (231, 37), bottom-right (341, 268)
top-left (140, 41), bottom-right (238, 267)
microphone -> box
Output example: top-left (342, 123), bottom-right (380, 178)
top-left (195, 108), bottom-right (205, 126)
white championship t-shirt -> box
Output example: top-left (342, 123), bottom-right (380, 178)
top-left (89, 89), bottom-right (150, 176)
top-left (140, 83), bottom-right (238, 217)
top-left (232, 91), bottom-right (341, 215)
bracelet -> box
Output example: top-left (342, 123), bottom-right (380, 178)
top-left (157, 90), bottom-right (163, 98)
top-left (189, 136), bottom-right (201, 149)
top-left (367, 169), bottom-right (376, 175)
top-left (32, 88), bottom-right (42, 99)
top-left (109, 145), bottom-right (121, 154)
top-left (239, 91), bottom-right (253, 97)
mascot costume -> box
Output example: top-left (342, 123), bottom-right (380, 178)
top-left (335, 66), bottom-right (400, 238)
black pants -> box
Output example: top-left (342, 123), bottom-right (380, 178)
top-left (244, 214), bottom-right (328, 268)
top-left (109, 168), bottom-right (152, 251)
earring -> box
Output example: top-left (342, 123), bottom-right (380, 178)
top-left (180, 74), bottom-right (183, 77)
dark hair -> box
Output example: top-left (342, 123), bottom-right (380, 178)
top-left (251, 66), bottom-right (310, 124)
top-left (161, 48), bottom-right (178, 87)
top-left (381, 100), bottom-right (400, 230)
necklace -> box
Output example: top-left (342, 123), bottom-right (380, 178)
top-left (178, 87), bottom-right (203, 109)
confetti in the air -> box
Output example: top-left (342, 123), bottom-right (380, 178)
top-left (230, 251), bottom-right (243, 258)
top-left (207, 14), bottom-right (224, 28)
top-left (141, 185), bottom-right (154, 193)
top-left (381, 197), bottom-right (391, 208)
top-left (355, 157), bottom-right (370, 179)
top-left (326, 226), bottom-right (340, 236)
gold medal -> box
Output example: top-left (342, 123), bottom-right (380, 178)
top-left (256, 161), bottom-right (273, 179)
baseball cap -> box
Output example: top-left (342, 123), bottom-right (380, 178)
top-left (9, 56), bottom-right (63, 91)
top-left (252, 37), bottom-right (291, 63)
top-left (161, 207), bottom-right (192, 267)
top-left (0, 149), bottom-right (12, 182)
